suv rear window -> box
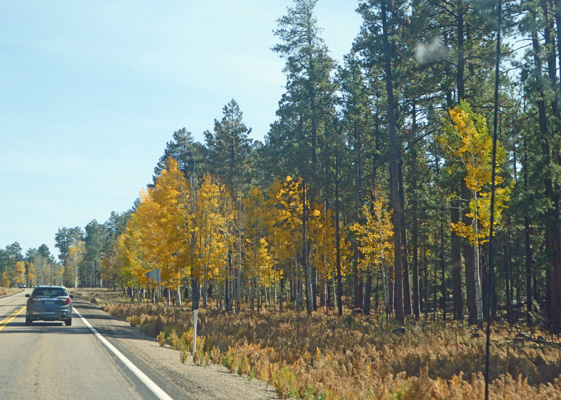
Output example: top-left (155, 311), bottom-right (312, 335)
top-left (32, 287), bottom-right (68, 297)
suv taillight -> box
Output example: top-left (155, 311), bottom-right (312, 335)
top-left (61, 297), bottom-right (70, 305)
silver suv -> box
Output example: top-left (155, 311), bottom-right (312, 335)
top-left (25, 286), bottom-right (73, 326)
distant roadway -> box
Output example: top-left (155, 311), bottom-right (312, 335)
top-left (0, 290), bottom-right (193, 400)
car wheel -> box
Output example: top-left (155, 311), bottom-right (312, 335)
top-left (25, 317), bottom-right (32, 326)
top-left (65, 318), bottom-right (72, 326)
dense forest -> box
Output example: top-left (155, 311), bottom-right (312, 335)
top-left (3, 0), bottom-right (561, 334)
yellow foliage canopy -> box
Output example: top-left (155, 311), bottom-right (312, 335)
top-left (438, 100), bottom-right (511, 244)
top-left (351, 192), bottom-right (394, 274)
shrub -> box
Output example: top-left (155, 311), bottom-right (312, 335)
top-left (157, 331), bottom-right (166, 347)
top-left (180, 349), bottom-right (189, 364)
top-left (273, 367), bottom-right (298, 399)
top-left (168, 329), bottom-right (180, 349)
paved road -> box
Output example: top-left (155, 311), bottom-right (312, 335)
top-left (0, 290), bottom-right (190, 400)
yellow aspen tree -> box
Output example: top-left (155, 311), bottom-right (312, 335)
top-left (257, 238), bottom-right (274, 299)
top-left (56, 267), bottom-right (65, 286)
top-left (351, 192), bottom-right (394, 318)
top-left (309, 203), bottom-right (351, 310)
top-left (67, 241), bottom-right (85, 288)
top-left (100, 255), bottom-right (119, 288)
top-left (134, 188), bottom-right (163, 285)
top-left (277, 176), bottom-right (305, 309)
top-left (195, 174), bottom-right (228, 308)
top-left (219, 181), bottom-right (237, 311)
top-left (116, 219), bottom-right (149, 297)
top-left (150, 157), bottom-right (192, 298)
top-left (264, 179), bottom-right (290, 310)
top-left (262, 177), bottom-right (302, 311)
top-left (243, 185), bottom-right (273, 310)
top-left (14, 261), bottom-right (26, 286)
top-left (1, 270), bottom-right (10, 288)
top-left (26, 261), bottom-right (35, 287)
top-left (438, 100), bottom-right (511, 326)
top-left (132, 157), bottom-right (192, 303)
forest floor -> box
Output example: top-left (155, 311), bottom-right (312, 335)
top-left (74, 288), bottom-right (561, 400)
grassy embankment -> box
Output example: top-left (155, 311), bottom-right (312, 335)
top-left (75, 288), bottom-right (561, 400)
top-left (0, 287), bottom-right (19, 297)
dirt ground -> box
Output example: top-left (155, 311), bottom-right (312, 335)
top-left (71, 288), bottom-right (280, 400)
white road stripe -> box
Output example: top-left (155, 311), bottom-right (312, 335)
top-left (74, 308), bottom-right (174, 400)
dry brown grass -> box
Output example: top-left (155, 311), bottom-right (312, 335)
top-left (80, 289), bottom-right (561, 400)
top-left (0, 287), bottom-right (20, 297)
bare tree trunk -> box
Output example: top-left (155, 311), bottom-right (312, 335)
top-left (440, 218), bottom-right (447, 320)
top-left (530, 16), bottom-right (561, 331)
top-left (303, 183), bottom-right (312, 315)
top-left (335, 151), bottom-right (343, 316)
top-left (399, 160), bottom-right (412, 316)
top-left (451, 197), bottom-right (464, 320)
top-left (364, 271), bottom-right (373, 316)
top-left (462, 180), bottom-right (482, 326)
top-left (354, 249), bottom-right (363, 310)
top-left (381, 0), bottom-right (404, 324)
top-left (236, 205), bottom-right (242, 313)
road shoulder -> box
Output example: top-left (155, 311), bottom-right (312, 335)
top-left (73, 298), bottom-right (279, 400)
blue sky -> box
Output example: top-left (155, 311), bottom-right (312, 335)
top-left (0, 0), bottom-right (362, 258)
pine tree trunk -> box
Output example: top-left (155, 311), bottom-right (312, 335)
top-left (530, 17), bottom-right (561, 331)
top-left (504, 241), bottom-right (511, 323)
top-left (424, 249), bottom-right (428, 319)
top-left (335, 151), bottom-right (343, 316)
top-left (440, 220), bottom-right (447, 320)
top-left (354, 249), bottom-right (363, 310)
top-left (399, 160), bottom-right (412, 316)
top-left (542, 0), bottom-right (561, 332)
top-left (303, 183), bottom-right (313, 316)
top-left (236, 209), bottom-right (242, 313)
top-left (411, 171), bottom-right (420, 319)
top-left (381, 0), bottom-right (404, 324)
top-left (525, 215), bottom-right (533, 324)
top-left (364, 272), bottom-right (373, 316)
top-left (451, 197), bottom-right (464, 320)
top-left (225, 250), bottom-right (232, 312)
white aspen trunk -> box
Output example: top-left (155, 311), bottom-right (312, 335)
top-left (325, 273), bottom-right (329, 313)
top-left (252, 241), bottom-right (256, 310)
top-left (382, 264), bottom-right (390, 320)
top-left (237, 217), bottom-right (242, 312)
top-left (192, 309), bottom-right (198, 355)
top-left (203, 266), bottom-right (208, 308)
top-left (273, 264), bottom-right (277, 311)
top-left (474, 243), bottom-right (484, 324)
top-left (473, 192), bottom-right (484, 325)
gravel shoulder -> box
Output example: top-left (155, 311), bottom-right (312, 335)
top-left (72, 293), bottom-right (279, 400)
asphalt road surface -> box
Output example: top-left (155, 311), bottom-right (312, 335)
top-left (0, 290), bottom-right (192, 400)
